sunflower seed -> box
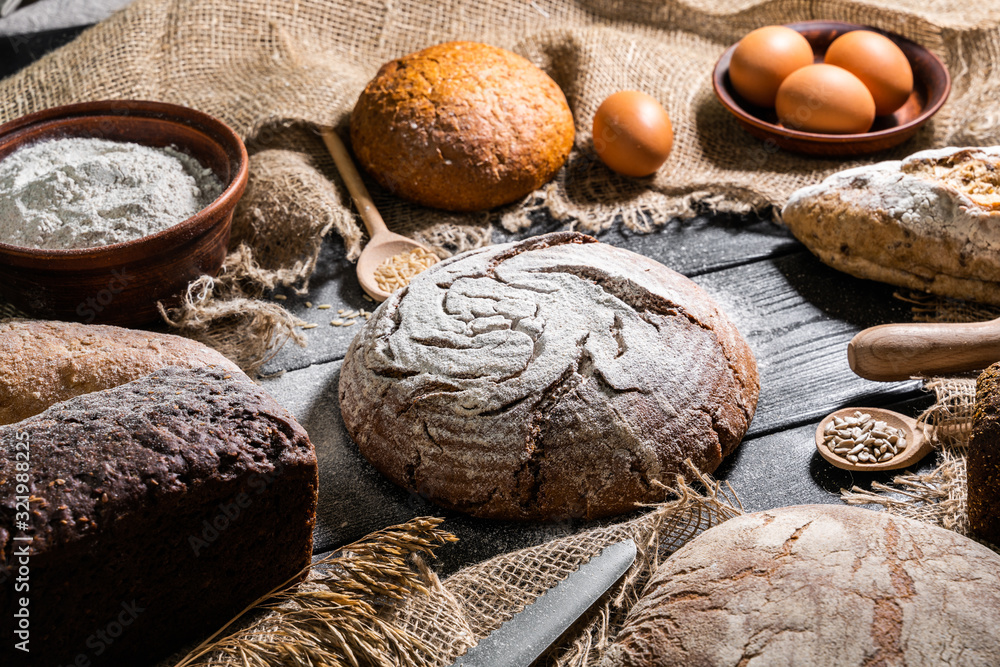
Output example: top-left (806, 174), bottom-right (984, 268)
top-left (822, 412), bottom-right (908, 466)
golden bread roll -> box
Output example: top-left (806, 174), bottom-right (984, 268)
top-left (350, 41), bottom-right (575, 212)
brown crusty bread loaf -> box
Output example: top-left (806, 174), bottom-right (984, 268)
top-left (350, 41), bottom-right (575, 212)
top-left (971, 362), bottom-right (1000, 546)
top-left (338, 232), bottom-right (758, 521)
top-left (0, 366), bottom-right (318, 666)
top-left (0, 319), bottom-right (243, 425)
top-left (782, 146), bottom-right (1000, 305)
top-left (604, 504), bottom-right (1000, 667)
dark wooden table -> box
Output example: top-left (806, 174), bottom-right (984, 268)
top-left (255, 209), bottom-right (932, 575)
top-left (3, 14), bottom-right (935, 577)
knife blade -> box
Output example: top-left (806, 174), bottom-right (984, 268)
top-left (450, 538), bottom-right (637, 667)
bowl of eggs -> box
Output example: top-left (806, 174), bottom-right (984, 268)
top-left (712, 21), bottom-right (950, 156)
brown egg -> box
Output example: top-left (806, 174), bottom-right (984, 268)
top-left (825, 30), bottom-right (913, 115)
top-left (593, 91), bottom-right (673, 177)
top-left (775, 64), bottom-right (876, 134)
top-left (729, 26), bottom-right (814, 108)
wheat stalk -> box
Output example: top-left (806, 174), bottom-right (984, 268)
top-left (174, 516), bottom-right (457, 667)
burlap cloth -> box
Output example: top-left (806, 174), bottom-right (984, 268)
top-left (161, 296), bottom-right (1000, 667)
top-left (4, 1), bottom-right (1000, 664)
top-left (172, 477), bottom-right (742, 667)
top-left (2, 0), bottom-right (999, 370)
top-left (842, 291), bottom-right (1000, 547)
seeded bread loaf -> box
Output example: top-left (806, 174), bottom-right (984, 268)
top-left (350, 41), bottom-right (575, 212)
top-left (604, 504), bottom-right (1000, 667)
top-left (970, 362), bottom-right (1000, 546)
top-left (338, 232), bottom-right (758, 521)
top-left (0, 319), bottom-right (243, 425)
top-left (782, 146), bottom-right (1000, 305)
top-left (0, 366), bottom-right (318, 666)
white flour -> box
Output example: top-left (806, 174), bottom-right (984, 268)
top-left (0, 136), bottom-right (224, 249)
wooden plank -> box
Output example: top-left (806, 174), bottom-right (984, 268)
top-left (692, 250), bottom-right (924, 437)
top-left (259, 237), bottom-right (372, 375)
top-left (268, 360), bottom-right (938, 576)
top-left (715, 394), bottom-right (937, 514)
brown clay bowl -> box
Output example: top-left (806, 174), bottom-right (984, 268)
top-left (712, 20), bottom-right (951, 157)
top-left (0, 100), bottom-right (248, 326)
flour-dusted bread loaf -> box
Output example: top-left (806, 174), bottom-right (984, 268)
top-left (0, 319), bottom-right (243, 425)
top-left (350, 41), bottom-right (575, 212)
top-left (0, 366), bottom-right (318, 666)
top-left (782, 146), bottom-right (1000, 305)
top-left (339, 232), bottom-right (758, 521)
top-left (604, 504), bottom-right (1000, 667)
top-left (971, 362), bottom-right (1000, 546)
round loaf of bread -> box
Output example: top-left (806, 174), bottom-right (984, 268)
top-left (350, 41), bottom-right (575, 212)
top-left (0, 319), bottom-right (243, 426)
top-left (605, 504), bottom-right (1000, 667)
top-left (338, 232), bottom-right (758, 521)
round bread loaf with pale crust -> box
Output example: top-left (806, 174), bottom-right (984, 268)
top-left (605, 504), bottom-right (1000, 667)
top-left (338, 232), bottom-right (758, 521)
top-left (0, 319), bottom-right (243, 425)
top-left (350, 41), bottom-right (575, 212)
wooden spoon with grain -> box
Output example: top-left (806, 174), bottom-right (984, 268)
top-left (814, 407), bottom-right (935, 472)
top-left (321, 127), bottom-right (435, 302)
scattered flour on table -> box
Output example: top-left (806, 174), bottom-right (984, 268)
top-left (0, 136), bottom-right (224, 249)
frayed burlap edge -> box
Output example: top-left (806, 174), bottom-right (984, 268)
top-left (842, 290), bottom-right (1000, 550)
top-left (544, 471), bottom-right (744, 667)
top-left (504, 170), bottom-right (772, 238)
top-left (842, 377), bottom-right (973, 536)
top-left (171, 467), bottom-right (742, 667)
top-left (394, 467), bottom-right (743, 667)
top-left (895, 289), bottom-right (1000, 324)
top-left (158, 245), bottom-right (307, 376)
top-left (0, 302), bottom-right (25, 320)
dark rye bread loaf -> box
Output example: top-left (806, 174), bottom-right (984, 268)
top-left (971, 362), bottom-right (1000, 545)
top-left (0, 366), bottom-right (318, 666)
top-left (604, 505), bottom-right (1000, 667)
top-left (339, 232), bottom-right (758, 521)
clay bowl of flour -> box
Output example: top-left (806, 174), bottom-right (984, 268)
top-left (0, 100), bottom-right (248, 326)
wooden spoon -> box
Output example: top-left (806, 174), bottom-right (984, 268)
top-left (320, 127), bottom-right (435, 302)
top-left (848, 319), bottom-right (1000, 381)
top-left (815, 407), bottom-right (934, 472)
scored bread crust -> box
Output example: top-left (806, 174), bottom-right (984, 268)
top-left (350, 41), bottom-right (575, 212)
top-left (338, 232), bottom-right (759, 521)
top-left (605, 504), bottom-right (1000, 667)
top-left (0, 319), bottom-right (243, 425)
top-left (782, 146), bottom-right (1000, 305)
